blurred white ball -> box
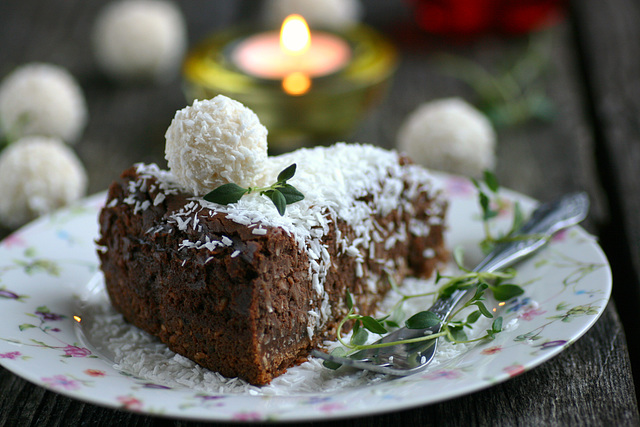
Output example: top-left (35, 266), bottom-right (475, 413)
top-left (397, 98), bottom-right (496, 177)
top-left (92, 0), bottom-right (187, 83)
top-left (0, 136), bottom-right (88, 228)
top-left (165, 95), bottom-right (269, 196)
top-left (263, 0), bottom-right (362, 30)
top-left (0, 63), bottom-right (88, 144)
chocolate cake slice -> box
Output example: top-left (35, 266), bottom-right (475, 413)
top-left (97, 143), bottom-right (448, 385)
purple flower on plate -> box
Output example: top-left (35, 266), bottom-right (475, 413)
top-left (445, 176), bottom-right (475, 196)
top-left (422, 369), bottom-right (462, 380)
top-left (539, 340), bottom-right (567, 350)
top-left (42, 375), bottom-right (81, 391)
top-left (551, 229), bottom-right (568, 242)
top-left (0, 351), bottom-right (22, 359)
top-left (197, 395), bottom-right (225, 401)
top-left (142, 383), bottom-right (171, 389)
top-left (0, 288), bottom-right (28, 302)
top-left (36, 311), bottom-right (64, 321)
top-left (63, 345), bottom-right (92, 358)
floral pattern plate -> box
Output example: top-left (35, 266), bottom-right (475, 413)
top-left (0, 175), bottom-right (611, 422)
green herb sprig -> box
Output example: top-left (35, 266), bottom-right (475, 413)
top-left (327, 253), bottom-right (522, 363)
top-left (203, 164), bottom-right (304, 216)
top-left (323, 172), bottom-right (529, 370)
top-left (436, 33), bottom-right (555, 128)
top-left (472, 170), bottom-right (526, 254)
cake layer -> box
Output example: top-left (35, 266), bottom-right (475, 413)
top-left (97, 143), bottom-right (448, 385)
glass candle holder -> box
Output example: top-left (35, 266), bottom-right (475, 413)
top-left (182, 24), bottom-right (397, 151)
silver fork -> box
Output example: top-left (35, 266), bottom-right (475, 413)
top-left (311, 192), bottom-right (589, 376)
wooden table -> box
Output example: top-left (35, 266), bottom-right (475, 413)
top-left (0, 0), bottom-right (638, 425)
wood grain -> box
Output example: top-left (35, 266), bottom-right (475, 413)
top-left (569, 0), bottom-right (640, 386)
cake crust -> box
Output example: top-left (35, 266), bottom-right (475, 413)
top-left (97, 145), bottom-right (448, 385)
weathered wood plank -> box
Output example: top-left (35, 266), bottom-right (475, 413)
top-left (0, 0), bottom-right (636, 425)
top-left (569, 0), bottom-right (640, 389)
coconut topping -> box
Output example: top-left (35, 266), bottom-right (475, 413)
top-left (0, 136), bottom-right (87, 228)
top-left (164, 96), bottom-right (269, 196)
top-left (397, 97), bottom-right (496, 178)
top-left (127, 143), bottom-right (444, 334)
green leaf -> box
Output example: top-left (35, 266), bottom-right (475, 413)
top-left (453, 247), bottom-right (465, 269)
top-left (440, 283), bottom-right (458, 298)
top-left (269, 189), bottom-right (287, 216)
top-left (492, 316), bottom-right (503, 333)
top-left (484, 170), bottom-right (499, 193)
top-left (475, 301), bottom-right (494, 318)
top-left (471, 177), bottom-right (481, 191)
top-left (472, 282), bottom-right (489, 301)
top-left (203, 183), bottom-right (248, 205)
top-left (346, 291), bottom-right (354, 310)
top-left (322, 347), bottom-right (347, 370)
top-left (478, 192), bottom-right (498, 221)
top-left (385, 320), bottom-right (400, 328)
top-left (449, 326), bottom-right (468, 342)
top-left (466, 310), bottom-right (482, 324)
top-left (511, 202), bottom-right (524, 233)
top-left (435, 271), bottom-right (444, 284)
top-left (19, 323), bottom-right (36, 331)
top-left (361, 316), bottom-right (388, 334)
top-left (277, 164), bottom-right (297, 182)
top-left (405, 311), bottom-right (441, 329)
top-left (491, 284), bottom-right (525, 301)
top-left (351, 323), bottom-right (369, 346)
top-left (278, 184), bottom-right (305, 204)
top-left (36, 305), bottom-right (50, 313)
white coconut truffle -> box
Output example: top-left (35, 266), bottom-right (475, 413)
top-left (165, 95), bottom-right (269, 196)
top-left (397, 98), bottom-right (496, 177)
top-left (263, 0), bottom-right (362, 30)
top-left (92, 0), bottom-right (187, 82)
top-left (0, 63), bottom-right (88, 144)
top-left (0, 136), bottom-right (88, 228)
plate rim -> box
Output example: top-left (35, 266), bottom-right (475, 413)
top-left (0, 179), bottom-right (612, 422)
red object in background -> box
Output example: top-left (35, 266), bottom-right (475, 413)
top-left (410, 0), bottom-right (568, 36)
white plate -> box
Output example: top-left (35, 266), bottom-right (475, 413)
top-left (0, 175), bottom-right (611, 422)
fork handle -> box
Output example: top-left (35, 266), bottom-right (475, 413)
top-left (430, 192), bottom-right (589, 321)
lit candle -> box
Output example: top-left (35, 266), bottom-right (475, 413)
top-left (232, 14), bottom-right (352, 95)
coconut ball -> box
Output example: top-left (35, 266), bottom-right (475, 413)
top-left (92, 0), bottom-right (187, 82)
top-left (397, 98), bottom-right (496, 177)
top-left (165, 95), bottom-right (269, 196)
top-left (263, 0), bottom-right (362, 30)
top-left (0, 136), bottom-right (88, 228)
top-left (0, 63), bottom-right (88, 144)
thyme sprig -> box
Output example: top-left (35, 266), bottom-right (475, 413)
top-left (326, 254), bottom-right (523, 367)
top-left (323, 172), bottom-right (528, 370)
top-left (436, 32), bottom-right (555, 128)
top-left (203, 164), bottom-right (304, 216)
top-left (472, 170), bottom-right (526, 254)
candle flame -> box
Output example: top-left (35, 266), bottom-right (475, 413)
top-left (282, 71), bottom-right (311, 95)
top-left (280, 14), bottom-right (311, 55)
top-left (73, 315), bottom-right (82, 322)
